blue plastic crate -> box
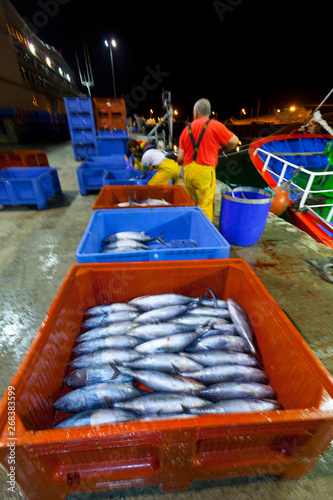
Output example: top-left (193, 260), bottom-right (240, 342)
top-left (70, 114), bottom-right (94, 129)
top-left (73, 143), bottom-right (99, 161)
top-left (0, 167), bottom-right (62, 209)
top-left (64, 97), bottom-right (94, 113)
top-left (76, 156), bottom-right (129, 194)
top-left (103, 170), bottom-right (153, 186)
top-left (97, 133), bottom-right (130, 155)
top-left (76, 207), bottom-right (230, 262)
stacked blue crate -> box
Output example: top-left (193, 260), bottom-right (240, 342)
top-left (64, 98), bottom-right (98, 160)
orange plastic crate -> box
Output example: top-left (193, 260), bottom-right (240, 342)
top-left (93, 98), bottom-right (126, 131)
top-left (0, 150), bottom-right (49, 168)
top-left (92, 185), bottom-right (195, 209)
top-left (0, 259), bottom-right (332, 500)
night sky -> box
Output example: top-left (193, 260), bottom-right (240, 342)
top-left (10, 0), bottom-right (332, 121)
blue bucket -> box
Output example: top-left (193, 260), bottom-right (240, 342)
top-left (220, 186), bottom-right (273, 246)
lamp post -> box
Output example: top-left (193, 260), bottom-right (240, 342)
top-left (104, 39), bottom-right (117, 98)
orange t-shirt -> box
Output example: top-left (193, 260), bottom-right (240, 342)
top-left (179, 117), bottom-right (234, 166)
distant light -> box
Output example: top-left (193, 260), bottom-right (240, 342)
top-left (66, 74), bottom-right (71, 82)
top-left (241, 108), bottom-right (246, 115)
top-left (277, 109), bottom-right (281, 113)
top-left (174, 110), bottom-right (178, 115)
top-left (111, 39), bottom-right (116, 47)
top-left (290, 106), bottom-right (296, 112)
top-left (173, 145), bottom-right (178, 152)
top-left (59, 67), bottom-right (63, 76)
top-left (236, 146), bottom-right (240, 152)
top-left (29, 43), bottom-right (36, 54)
top-left (46, 56), bottom-right (51, 67)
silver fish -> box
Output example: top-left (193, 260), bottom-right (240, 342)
top-left (69, 349), bottom-right (142, 369)
top-left (122, 353), bottom-right (203, 373)
top-left (128, 293), bottom-right (197, 311)
top-left (113, 392), bottom-right (212, 415)
top-left (54, 408), bottom-right (136, 428)
top-left (170, 316), bottom-right (217, 328)
top-left (102, 231), bottom-right (164, 245)
top-left (181, 351), bottom-right (259, 368)
top-left (200, 325), bottom-right (238, 337)
top-left (185, 307), bottom-right (230, 318)
top-left (185, 335), bottom-right (250, 353)
top-left (64, 365), bottom-right (133, 389)
top-left (118, 368), bottom-right (205, 394)
top-left (101, 240), bottom-right (150, 252)
top-left (77, 322), bottom-right (138, 342)
top-left (84, 303), bottom-right (138, 316)
top-left (200, 298), bottom-right (227, 308)
top-left (73, 335), bottom-right (142, 354)
top-left (82, 311), bottom-right (139, 329)
top-left (126, 322), bottom-right (195, 340)
top-left (135, 329), bottom-right (207, 354)
top-left (135, 304), bottom-right (196, 324)
top-left (180, 365), bottom-right (269, 385)
top-left (227, 298), bottom-right (257, 356)
top-left (200, 382), bottom-right (276, 402)
top-left (190, 398), bottom-right (281, 414)
top-left (53, 382), bottom-right (140, 413)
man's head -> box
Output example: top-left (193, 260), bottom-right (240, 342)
top-left (127, 139), bottom-right (140, 154)
top-left (193, 98), bottom-right (211, 120)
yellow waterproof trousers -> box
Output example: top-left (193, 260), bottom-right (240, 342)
top-left (148, 158), bottom-right (181, 186)
top-left (183, 162), bottom-right (216, 222)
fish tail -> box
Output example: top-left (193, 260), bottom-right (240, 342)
top-left (181, 404), bottom-right (190, 413)
top-left (110, 364), bottom-right (121, 380)
top-left (156, 231), bottom-right (166, 245)
top-left (207, 289), bottom-right (218, 308)
top-left (104, 396), bottom-right (114, 408)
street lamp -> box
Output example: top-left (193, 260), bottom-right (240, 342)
top-left (104, 38), bottom-right (117, 98)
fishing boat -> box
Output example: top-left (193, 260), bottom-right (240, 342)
top-left (249, 132), bottom-right (333, 248)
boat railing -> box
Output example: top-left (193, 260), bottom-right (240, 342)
top-left (254, 147), bottom-right (333, 224)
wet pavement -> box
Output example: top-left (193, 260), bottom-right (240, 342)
top-left (0, 140), bottom-right (332, 499)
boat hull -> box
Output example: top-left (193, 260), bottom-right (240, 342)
top-left (249, 134), bottom-right (333, 248)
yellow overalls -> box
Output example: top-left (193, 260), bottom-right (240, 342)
top-left (182, 119), bottom-right (216, 222)
top-left (148, 158), bottom-right (181, 186)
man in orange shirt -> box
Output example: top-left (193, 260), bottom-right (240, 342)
top-left (177, 98), bottom-right (239, 221)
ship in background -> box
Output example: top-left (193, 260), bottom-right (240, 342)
top-left (0, 0), bottom-right (82, 144)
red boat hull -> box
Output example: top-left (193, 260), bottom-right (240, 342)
top-left (249, 134), bottom-right (333, 249)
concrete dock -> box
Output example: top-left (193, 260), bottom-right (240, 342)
top-left (0, 140), bottom-right (332, 499)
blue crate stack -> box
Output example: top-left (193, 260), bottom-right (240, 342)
top-left (64, 97), bottom-right (98, 160)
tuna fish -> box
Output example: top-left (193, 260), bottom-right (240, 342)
top-left (73, 335), bottom-right (141, 354)
top-left (64, 364), bottom-right (133, 389)
top-left (180, 364), bottom-right (269, 385)
top-left (128, 293), bottom-right (197, 311)
top-left (53, 382), bottom-right (141, 413)
top-left (54, 409), bottom-right (136, 428)
top-left (134, 329), bottom-right (208, 354)
top-left (126, 322), bottom-right (195, 340)
top-left (185, 307), bottom-right (230, 319)
top-left (134, 304), bottom-right (197, 324)
top-left (117, 368), bottom-right (206, 394)
top-left (180, 351), bottom-right (259, 368)
top-left (199, 382), bottom-right (276, 402)
top-left (113, 392), bottom-right (213, 415)
top-left (84, 303), bottom-right (138, 317)
top-left (121, 352), bottom-right (203, 373)
top-left (200, 324), bottom-right (238, 337)
top-left (227, 298), bottom-right (257, 356)
top-left (81, 311), bottom-right (139, 329)
top-left (69, 349), bottom-right (142, 369)
top-left (101, 240), bottom-right (150, 252)
top-left (189, 398), bottom-right (281, 414)
top-left (76, 322), bottom-right (138, 342)
top-left (185, 335), bottom-right (250, 353)
top-left (102, 231), bottom-right (164, 246)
